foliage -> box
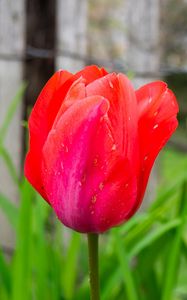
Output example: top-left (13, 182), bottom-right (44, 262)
top-left (0, 90), bottom-right (187, 300)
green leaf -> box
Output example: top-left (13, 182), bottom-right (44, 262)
top-left (101, 267), bottom-right (122, 300)
top-left (32, 196), bottom-right (51, 300)
top-left (11, 179), bottom-right (33, 300)
top-left (0, 145), bottom-right (19, 185)
top-left (62, 231), bottom-right (81, 300)
top-left (161, 182), bottom-right (187, 300)
top-left (113, 229), bottom-right (139, 300)
top-left (0, 193), bottom-right (18, 228)
top-left (0, 83), bottom-right (27, 143)
top-left (129, 219), bottom-right (180, 259)
top-left (0, 249), bottom-right (11, 294)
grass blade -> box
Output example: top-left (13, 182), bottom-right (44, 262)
top-left (0, 249), bottom-right (11, 294)
top-left (129, 219), bottom-right (180, 259)
top-left (11, 179), bottom-right (33, 300)
top-left (0, 145), bottom-right (19, 185)
top-left (161, 181), bottom-right (187, 300)
top-left (0, 193), bottom-right (18, 228)
top-left (62, 231), bottom-right (81, 299)
top-left (114, 230), bottom-right (139, 300)
top-left (0, 83), bottom-right (27, 143)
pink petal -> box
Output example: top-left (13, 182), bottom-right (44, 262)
top-left (41, 95), bottom-right (111, 232)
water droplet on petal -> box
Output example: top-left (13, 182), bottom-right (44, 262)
top-left (148, 98), bottom-right (152, 104)
top-left (91, 210), bottom-right (95, 215)
top-left (125, 183), bottom-right (129, 189)
top-left (111, 144), bottom-right (116, 151)
top-left (109, 81), bottom-right (114, 89)
top-left (99, 182), bottom-right (104, 190)
top-left (91, 195), bottom-right (97, 204)
top-left (93, 158), bottom-right (98, 166)
top-left (65, 146), bottom-right (69, 152)
top-left (154, 111), bottom-right (158, 116)
top-left (144, 155), bottom-right (148, 161)
top-left (153, 124), bottom-right (158, 130)
top-left (81, 174), bottom-right (86, 183)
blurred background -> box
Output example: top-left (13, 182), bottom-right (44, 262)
top-left (0, 0), bottom-right (187, 299)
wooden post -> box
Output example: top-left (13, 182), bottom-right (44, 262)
top-left (0, 0), bottom-right (25, 248)
top-left (55, 0), bottom-right (88, 72)
top-left (124, 0), bottom-right (160, 88)
top-left (124, 0), bottom-right (161, 205)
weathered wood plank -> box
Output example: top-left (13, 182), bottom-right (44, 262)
top-left (0, 0), bottom-right (25, 247)
top-left (124, 0), bottom-right (160, 88)
top-left (56, 0), bottom-right (88, 72)
top-left (124, 0), bottom-right (161, 206)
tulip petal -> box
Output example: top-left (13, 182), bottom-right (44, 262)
top-left (86, 73), bottom-right (139, 159)
top-left (93, 157), bottom-right (138, 232)
top-left (25, 70), bottom-right (73, 199)
top-left (42, 95), bottom-right (113, 232)
top-left (75, 65), bottom-right (108, 84)
top-left (128, 81), bottom-right (179, 217)
top-left (53, 77), bottom-right (86, 127)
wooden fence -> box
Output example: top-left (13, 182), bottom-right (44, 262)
top-left (0, 0), bottom-right (170, 247)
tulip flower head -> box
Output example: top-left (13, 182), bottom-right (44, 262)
top-left (24, 65), bottom-right (178, 233)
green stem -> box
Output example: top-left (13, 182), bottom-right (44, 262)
top-left (87, 233), bottom-right (100, 300)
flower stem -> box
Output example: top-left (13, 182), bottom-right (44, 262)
top-left (87, 233), bottom-right (100, 300)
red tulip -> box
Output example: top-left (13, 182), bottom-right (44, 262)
top-left (24, 65), bottom-right (178, 233)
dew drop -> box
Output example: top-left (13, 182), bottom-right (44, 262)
top-left (109, 81), bottom-right (114, 89)
top-left (125, 183), bottom-right (129, 189)
top-left (153, 124), bottom-right (158, 130)
top-left (144, 155), bottom-right (148, 161)
top-left (81, 174), bottom-right (86, 183)
top-left (154, 111), bottom-right (158, 116)
top-left (148, 98), bottom-right (152, 104)
top-left (99, 182), bottom-right (104, 190)
top-left (91, 195), bottom-right (97, 204)
top-left (93, 158), bottom-right (98, 166)
top-left (91, 210), bottom-right (95, 215)
top-left (78, 181), bottom-right (82, 187)
top-left (111, 144), bottom-right (116, 151)
top-left (128, 116), bottom-right (131, 121)
top-left (65, 146), bottom-right (69, 153)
